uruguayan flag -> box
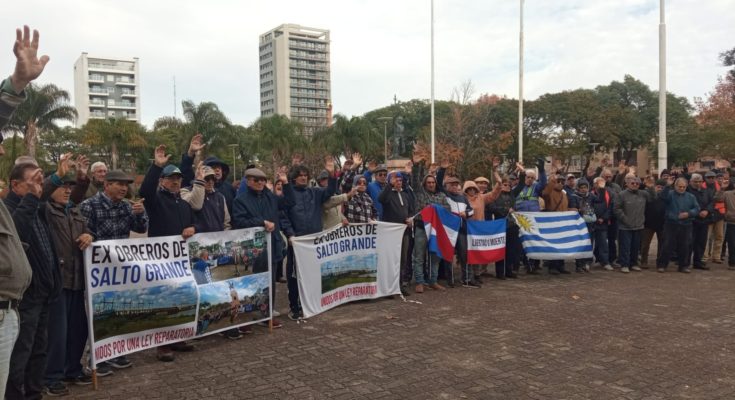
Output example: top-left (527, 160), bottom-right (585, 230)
top-left (513, 211), bottom-right (593, 260)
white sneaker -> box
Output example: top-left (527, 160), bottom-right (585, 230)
top-left (621, 267), bottom-right (630, 273)
top-left (603, 264), bottom-right (614, 271)
top-left (631, 266), bottom-right (642, 272)
top-left (272, 310), bottom-right (281, 317)
top-left (583, 264), bottom-right (591, 273)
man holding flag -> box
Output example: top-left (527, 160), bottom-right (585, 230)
top-left (412, 174), bottom-right (451, 293)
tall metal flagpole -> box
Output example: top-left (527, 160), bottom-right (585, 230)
top-left (430, 0), bottom-right (436, 163)
top-left (658, 0), bottom-right (667, 174)
top-left (518, 0), bottom-right (524, 163)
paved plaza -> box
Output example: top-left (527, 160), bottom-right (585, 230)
top-left (71, 265), bottom-right (735, 400)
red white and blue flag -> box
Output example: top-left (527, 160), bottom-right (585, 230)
top-left (420, 204), bottom-right (461, 262)
top-left (466, 219), bottom-right (507, 264)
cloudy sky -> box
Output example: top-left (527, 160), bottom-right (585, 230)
top-left (2, 0), bottom-right (732, 128)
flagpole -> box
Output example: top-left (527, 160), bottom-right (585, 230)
top-left (518, 0), bottom-right (525, 163)
top-left (430, 0), bottom-right (436, 163)
top-left (657, 0), bottom-right (667, 174)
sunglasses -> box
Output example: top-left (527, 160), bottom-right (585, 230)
top-left (204, 176), bottom-right (216, 182)
top-left (356, 181), bottom-right (367, 186)
top-left (250, 177), bottom-right (266, 183)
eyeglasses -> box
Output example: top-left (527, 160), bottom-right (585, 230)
top-left (249, 177), bottom-right (266, 183)
top-left (356, 181), bottom-right (367, 186)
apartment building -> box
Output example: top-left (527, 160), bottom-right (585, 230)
top-left (73, 53), bottom-right (140, 127)
top-left (259, 24), bottom-right (331, 136)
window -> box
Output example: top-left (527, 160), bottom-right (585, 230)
top-left (107, 75), bottom-right (114, 82)
top-left (106, 87), bottom-right (115, 94)
top-left (107, 99), bottom-right (115, 106)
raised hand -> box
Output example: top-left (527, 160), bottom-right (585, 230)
top-left (440, 159), bottom-right (450, 169)
top-left (492, 156), bottom-right (501, 169)
top-left (11, 26), bottom-right (49, 94)
top-left (277, 166), bottom-right (288, 184)
top-left (367, 160), bottom-right (377, 172)
top-left (188, 133), bottom-right (205, 156)
top-left (194, 161), bottom-right (205, 181)
top-left (75, 155), bottom-right (90, 176)
top-left (351, 152), bottom-right (363, 166)
top-left (325, 156), bottom-right (335, 176)
top-left (404, 160), bottom-right (413, 174)
top-left (56, 152), bottom-right (73, 178)
top-left (27, 168), bottom-right (43, 198)
top-left (291, 153), bottom-right (303, 166)
top-left (154, 145), bottom-right (171, 167)
top-left (617, 160), bottom-right (627, 174)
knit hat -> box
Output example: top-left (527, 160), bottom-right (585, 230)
top-left (576, 178), bottom-right (589, 188)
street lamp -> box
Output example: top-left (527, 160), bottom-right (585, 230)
top-left (377, 117), bottom-right (392, 162)
top-left (228, 144), bottom-right (239, 182)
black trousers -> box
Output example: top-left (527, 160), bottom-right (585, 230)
top-left (286, 246), bottom-right (300, 313)
top-left (6, 298), bottom-right (49, 400)
top-left (725, 223), bottom-right (735, 266)
top-left (657, 222), bottom-right (692, 269)
top-left (691, 222), bottom-right (709, 267)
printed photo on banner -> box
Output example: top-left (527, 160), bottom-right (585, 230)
top-left (196, 274), bottom-right (270, 335)
top-left (92, 282), bottom-right (198, 341)
top-left (321, 254), bottom-right (377, 294)
top-left (188, 229), bottom-right (269, 285)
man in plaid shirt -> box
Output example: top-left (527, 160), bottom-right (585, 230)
top-left (79, 170), bottom-right (148, 241)
top-left (345, 175), bottom-right (377, 223)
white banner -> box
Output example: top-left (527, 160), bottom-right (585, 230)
top-left (84, 228), bottom-right (270, 364)
top-left (291, 222), bottom-right (405, 318)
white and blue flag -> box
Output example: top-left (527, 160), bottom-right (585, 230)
top-left (512, 211), bottom-right (593, 260)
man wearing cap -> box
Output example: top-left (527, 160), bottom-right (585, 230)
top-left (41, 156), bottom-right (94, 392)
top-left (367, 164), bottom-right (389, 220)
top-left (563, 174), bottom-right (577, 197)
top-left (613, 175), bottom-right (653, 273)
top-left (181, 164), bottom-right (231, 233)
top-left (79, 168), bottom-right (147, 371)
top-left (139, 145), bottom-right (196, 361)
top-left (0, 25), bottom-right (47, 396)
top-left (687, 173), bottom-right (714, 270)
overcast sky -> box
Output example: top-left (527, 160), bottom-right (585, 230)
top-left (2, 0), bottom-right (732, 128)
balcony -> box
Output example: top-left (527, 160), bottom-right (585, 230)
top-left (289, 81), bottom-right (328, 90)
top-left (126, 114), bottom-right (137, 120)
top-left (121, 91), bottom-right (137, 97)
top-left (291, 92), bottom-right (329, 100)
top-left (108, 102), bottom-right (136, 109)
top-left (89, 100), bottom-right (105, 108)
top-left (88, 88), bottom-right (109, 96)
top-left (289, 72), bottom-right (329, 81)
top-left (289, 52), bottom-right (327, 62)
top-left (288, 41), bottom-right (328, 52)
top-left (115, 78), bottom-right (136, 86)
top-left (89, 112), bottom-right (105, 119)
top-left (88, 62), bottom-right (135, 73)
top-left (290, 62), bottom-right (329, 72)
top-left (88, 75), bottom-right (104, 83)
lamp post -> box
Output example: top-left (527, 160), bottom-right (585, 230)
top-left (228, 144), bottom-right (239, 182)
top-left (377, 117), bottom-right (392, 162)
top-left (430, 0), bottom-right (435, 163)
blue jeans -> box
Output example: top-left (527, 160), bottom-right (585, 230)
top-left (412, 225), bottom-right (439, 285)
top-left (45, 289), bottom-right (88, 384)
top-left (618, 229), bottom-right (641, 268)
top-left (0, 308), bottom-right (19, 395)
top-left (593, 228), bottom-right (609, 265)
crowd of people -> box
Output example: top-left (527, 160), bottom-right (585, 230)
top-left (2, 25), bottom-right (734, 399)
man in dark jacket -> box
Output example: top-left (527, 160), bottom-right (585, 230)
top-left (5, 162), bottom-right (62, 399)
top-left (139, 145), bottom-right (196, 361)
top-left (232, 168), bottom-right (292, 327)
top-left (687, 174), bottom-right (714, 270)
top-left (380, 171), bottom-right (415, 295)
top-left (641, 178), bottom-right (666, 268)
top-left (42, 159), bottom-right (94, 391)
top-left (591, 177), bottom-right (613, 270)
top-left (282, 160), bottom-right (336, 320)
top-left (0, 25), bottom-right (45, 397)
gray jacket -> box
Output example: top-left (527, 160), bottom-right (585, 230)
top-left (614, 188), bottom-right (652, 230)
top-left (0, 77), bottom-right (33, 301)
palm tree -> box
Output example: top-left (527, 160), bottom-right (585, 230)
top-left (81, 117), bottom-right (147, 170)
top-left (248, 115), bottom-right (306, 175)
top-left (3, 83), bottom-right (77, 159)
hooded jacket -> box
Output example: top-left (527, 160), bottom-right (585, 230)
top-left (284, 177), bottom-right (337, 236)
top-left (232, 185), bottom-right (292, 263)
top-left (463, 180), bottom-right (501, 221)
top-left (414, 174), bottom-right (450, 220)
top-left (181, 153), bottom-right (237, 212)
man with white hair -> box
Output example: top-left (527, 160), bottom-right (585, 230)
top-left (84, 161), bottom-right (108, 199)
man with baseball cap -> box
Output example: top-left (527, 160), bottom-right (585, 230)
top-left (367, 164), bottom-right (389, 219)
top-left (139, 145), bottom-right (196, 361)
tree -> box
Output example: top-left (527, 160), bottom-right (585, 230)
top-left (720, 47), bottom-right (735, 83)
top-left (695, 77), bottom-right (735, 159)
top-left (246, 115), bottom-right (307, 177)
top-left (38, 126), bottom-right (84, 165)
top-left (2, 83), bottom-right (76, 159)
top-left (80, 118), bottom-right (147, 170)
